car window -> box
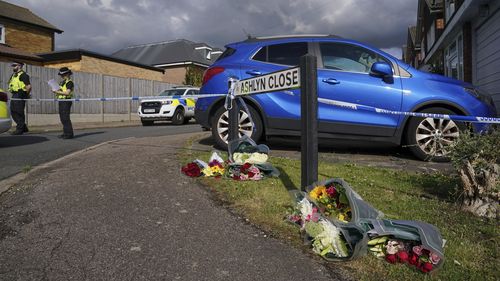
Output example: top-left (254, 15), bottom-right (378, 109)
top-left (320, 43), bottom-right (389, 73)
top-left (159, 89), bottom-right (186, 96)
top-left (216, 47), bottom-right (236, 62)
top-left (253, 42), bottom-right (308, 66)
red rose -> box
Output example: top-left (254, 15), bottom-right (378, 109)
top-left (420, 262), bottom-right (433, 273)
top-left (408, 253), bottom-right (418, 265)
top-left (181, 162), bottom-right (201, 177)
top-left (232, 175), bottom-right (240, 180)
top-left (397, 251), bottom-right (409, 263)
top-left (242, 163), bottom-right (252, 171)
top-left (248, 171), bottom-right (255, 178)
top-left (385, 254), bottom-right (397, 264)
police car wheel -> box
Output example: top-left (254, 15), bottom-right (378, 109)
top-left (405, 107), bottom-right (465, 162)
top-left (172, 108), bottom-right (185, 125)
top-left (211, 105), bottom-right (263, 150)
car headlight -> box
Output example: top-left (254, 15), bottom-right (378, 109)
top-left (464, 87), bottom-right (495, 107)
top-left (161, 100), bottom-right (173, 105)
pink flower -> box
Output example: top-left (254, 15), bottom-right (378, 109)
top-left (429, 252), bottom-right (441, 265)
top-left (412, 245), bottom-right (423, 256)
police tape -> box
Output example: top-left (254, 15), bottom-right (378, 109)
top-left (9, 93), bottom-right (499, 124)
top-left (9, 94), bottom-right (226, 102)
top-left (318, 97), bottom-right (500, 124)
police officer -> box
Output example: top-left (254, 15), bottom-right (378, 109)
top-left (53, 67), bottom-right (74, 139)
top-left (8, 61), bottom-right (31, 135)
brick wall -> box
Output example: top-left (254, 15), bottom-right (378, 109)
top-left (2, 21), bottom-right (54, 53)
top-left (162, 67), bottom-right (187, 84)
top-left (44, 56), bottom-right (165, 81)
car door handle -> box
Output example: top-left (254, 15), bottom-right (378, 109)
top-left (322, 78), bottom-right (340, 85)
top-left (246, 70), bottom-right (262, 76)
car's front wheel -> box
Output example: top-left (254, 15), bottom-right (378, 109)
top-left (171, 108), bottom-right (185, 125)
top-left (405, 107), bottom-right (466, 162)
top-left (211, 105), bottom-right (263, 149)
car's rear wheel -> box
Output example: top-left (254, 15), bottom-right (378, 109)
top-left (405, 107), bottom-right (466, 162)
top-left (211, 105), bottom-right (263, 150)
top-left (141, 119), bottom-right (154, 126)
top-left (172, 108), bottom-right (185, 125)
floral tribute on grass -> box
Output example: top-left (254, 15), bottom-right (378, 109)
top-left (287, 178), bottom-right (445, 273)
top-left (308, 183), bottom-right (351, 223)
top-left (181, 136), bottom-right (279, 181)
top-left (367, 236), bottom-right (442, 273)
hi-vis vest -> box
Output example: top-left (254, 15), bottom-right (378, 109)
top-left (57, 79), bottom-right (73, 99)
top-left (8, 71), bottom-right (27, 93)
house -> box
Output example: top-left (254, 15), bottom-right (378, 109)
top-left (39, 49), bottom-right (165, 81)
top-left (112, 39), bottom-right (223, 85)
top-left (411, 0), bottom-right (500, 112)
top-left (0, 0), bottom-right (62, 57)
top-left (402, 26), bottom-right (421, 68)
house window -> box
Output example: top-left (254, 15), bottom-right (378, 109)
top-left (445, 0), bottom-right (456, 22)
top-left (0, 25), bottom-right (5, 44)
top-left (426, 20), bottom-right (436, 51)
top-left (445, 33), bottom-right (463, 80)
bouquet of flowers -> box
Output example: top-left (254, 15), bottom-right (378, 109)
top-left (288, 197), bottom-right (351, 259)
top-left (308, 183), bottom-right (351, 223)
top-left (227, 162), bottom-right (263, 181)
top-left (181, 152), bottom-right (226, 178)
top-left (367, 236), bottom-right (442, 273)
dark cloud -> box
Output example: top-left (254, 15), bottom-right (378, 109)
top-left (12, 0), bottom-right (417, 58)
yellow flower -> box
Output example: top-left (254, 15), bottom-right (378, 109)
top-left (202, 167), bottom-right (213, 177)
top-left (309, 186), bottom-right (326, 200)
top-left (337, 213), bottom-right (348, 223)
top-left (211, 165), bottom-right (224, 175)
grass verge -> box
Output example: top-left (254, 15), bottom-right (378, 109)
top-left (179, 141), bottom-right (498, 281)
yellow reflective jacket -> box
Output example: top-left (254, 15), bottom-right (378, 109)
top-left (8, 71), bottom-right (28, 93)
top-left (57, 78), bottom-right (73, 99)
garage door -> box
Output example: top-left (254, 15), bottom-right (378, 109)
top-left (475, 8), bottom-right (500, 115)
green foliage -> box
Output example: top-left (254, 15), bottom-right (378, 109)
top-left (183, 66), bottom-right (204, 87)
top-left (450, 128), bottom-right (499, 171)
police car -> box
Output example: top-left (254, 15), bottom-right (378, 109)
top-left (138, 86), bottom-right (199, 126)
top-left (0, 89), bottom-right (12, 134)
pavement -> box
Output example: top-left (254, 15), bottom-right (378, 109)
top-left (0, 132), bottom-right (343, 281)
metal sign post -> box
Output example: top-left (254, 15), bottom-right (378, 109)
top-left (300, 55), bottom-right (318, 190)
top-left (228, 79), bottom-right (239, 143)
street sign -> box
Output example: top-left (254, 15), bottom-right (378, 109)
top-left (235, 67), bottom-right (300, 96)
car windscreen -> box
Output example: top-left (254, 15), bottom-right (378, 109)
top-left (159, 89), bottom-right (186, 96)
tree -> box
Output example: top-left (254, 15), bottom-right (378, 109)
top-left (183, 65), bottom-right (204, 87)
top-left (450, 128), bottom-right (499, 219)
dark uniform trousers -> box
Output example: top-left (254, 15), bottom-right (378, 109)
top-left (58, 101), bottom-right (73, 136)
top-left (10, 92), bottom-right (27, 132)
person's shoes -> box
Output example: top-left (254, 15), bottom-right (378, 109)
top-left (23, 126), bottom-right (29, 133)
top-left (62, 134), bottom-right (73, 139)
top-left (57, 134), bottom-right (65, 138)
top-left (11, 130), bottom-right (23, 135)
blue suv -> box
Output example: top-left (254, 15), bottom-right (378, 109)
top-left (195, 35), bottom-right (496, 161)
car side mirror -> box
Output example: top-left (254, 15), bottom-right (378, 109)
top-left (370, 62), bottom-right (393, 83)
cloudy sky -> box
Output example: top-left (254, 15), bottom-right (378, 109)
top-left (11, 0), bottom-right (418, 58)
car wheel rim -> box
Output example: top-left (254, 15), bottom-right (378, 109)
top-left (217, 110), bottom-right (254, 143)
top-left (415, 117), bottom-right (460, 157)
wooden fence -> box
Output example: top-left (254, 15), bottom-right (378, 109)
top-left (0, 62), bottom-right (177, 115)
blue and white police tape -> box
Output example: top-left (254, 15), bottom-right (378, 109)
top-left (318, 97), bottom-right (500, 124)
top-left (10, 94), bottom-right (227, 102)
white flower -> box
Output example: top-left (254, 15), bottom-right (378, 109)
top-left (312, 219), bottom-right (349, 258)
top-left (298, 198), bottom-right (313, 221)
